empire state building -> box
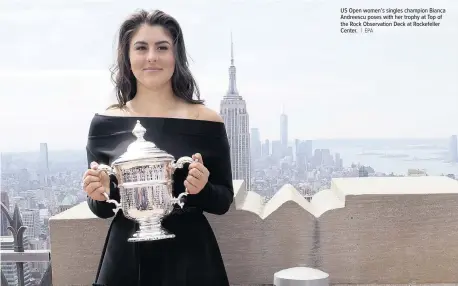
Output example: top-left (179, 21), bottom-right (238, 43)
top-left (220, 35), bottom-right (251, 191)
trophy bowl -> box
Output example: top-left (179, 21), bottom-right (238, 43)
top-left (96, 120), bottom-right (194, 242)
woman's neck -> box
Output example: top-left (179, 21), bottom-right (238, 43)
top-left (128, 83), bottom-right (181, 116)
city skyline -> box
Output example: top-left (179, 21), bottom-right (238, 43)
top-left (1, 0), bottom-right (458, 152)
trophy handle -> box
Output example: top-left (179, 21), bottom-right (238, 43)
top-left (97, 164), bottom-right (115, 175)
top-left (170, 156), bottom-right (197, 208)
top-left (171, 191), bottom-right (188, 209)
top-left (171, 156), bottom-right (194, 170)
top-left (101, 192), bottom-right (121, 213)
top-left (97, 164), bottom-right (121, 214)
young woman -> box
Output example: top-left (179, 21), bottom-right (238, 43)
top-left (82, 9), bottom-right (234, 286)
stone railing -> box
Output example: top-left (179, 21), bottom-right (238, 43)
top-left (49, 176), bottom-right (458, 285)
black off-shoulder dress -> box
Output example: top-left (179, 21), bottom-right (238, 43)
top-left (85, 114), bottom-right (234, 286)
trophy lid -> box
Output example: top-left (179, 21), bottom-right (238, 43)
top-left (112, 120), bottom-right (175, 165)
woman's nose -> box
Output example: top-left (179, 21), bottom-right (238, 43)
top-left (147, 51), bottom-right (158, 63)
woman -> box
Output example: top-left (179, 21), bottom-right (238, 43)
top-left (82, 9), bottom-right (234, 286)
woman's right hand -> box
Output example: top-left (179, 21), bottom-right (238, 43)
top-left (82, 161), bottom-right (110, 201)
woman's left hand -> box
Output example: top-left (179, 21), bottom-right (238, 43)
top-left (185, 153), bottom-right (210, 195)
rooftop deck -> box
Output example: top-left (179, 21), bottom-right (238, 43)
top-left (4, 176), bottom-right (458, 285)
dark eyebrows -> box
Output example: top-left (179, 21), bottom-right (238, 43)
top-left (155, 40), bottom-right (171, 46)
top-left (133, 40), bottom-right (171, 46)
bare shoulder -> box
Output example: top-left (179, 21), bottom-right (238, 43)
top-left (102, 105), bottom-right (127, 116)
top-left (195, 104), bottom-right (224, 123)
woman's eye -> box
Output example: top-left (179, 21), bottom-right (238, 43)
top-left (135, 46), bottom-right (146, 50)
top-left (158, 46), bottom-right (168, 51)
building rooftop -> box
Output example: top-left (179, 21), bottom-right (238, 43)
top-left (3, 176), bottom-right (458, 285)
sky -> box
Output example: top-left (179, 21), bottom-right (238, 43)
top-left (0, 0), bottom-right (457, 152)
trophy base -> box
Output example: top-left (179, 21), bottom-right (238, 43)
top-left (128, 216), bottom-right (176, 242)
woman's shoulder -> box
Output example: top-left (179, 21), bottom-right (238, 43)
top-left (194, 104), bottom-right (224, 123)
top-left (87, 105), bottom-right (134, 138)
top-left (102, 104), bottom-right (129, 116)
top-left (160, 104), bottom-right (227, 138)
top-left (100, 102), bottom-right (223, 123)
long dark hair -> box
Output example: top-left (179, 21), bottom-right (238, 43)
top-left (109, 9), bottom-right (203, 108)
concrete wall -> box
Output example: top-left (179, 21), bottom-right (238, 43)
top-left (49, 176), bottom-right (458, 285)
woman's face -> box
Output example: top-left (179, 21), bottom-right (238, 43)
top-left (129, 24), bottom-right (176, 90)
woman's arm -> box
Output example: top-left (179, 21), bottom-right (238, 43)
top-left (187, 180), bottom-right (234, 215)
top-left (186, 130), bottom-right (234, 215)
top-left (86, 147), bottom-right (120, 219)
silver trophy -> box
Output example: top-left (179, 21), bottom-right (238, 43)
top-left (97, 120), bottom-right (194, 242)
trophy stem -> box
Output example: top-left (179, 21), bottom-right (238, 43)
top-left (128, 216), bottom-right (175, 242)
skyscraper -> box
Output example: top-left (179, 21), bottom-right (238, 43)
top-left (220, 34), bottom-right (251, 191)
top-left (1, 191), bottom-right (10, 236)
top-left (280, 105), bottom-right (288, 156)
top-left (262, 139), bottom-right (270, 157)
top-left (39, 143), bottom-right (49, 186)
top-left (22, 209), bottom-right (41, 239)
